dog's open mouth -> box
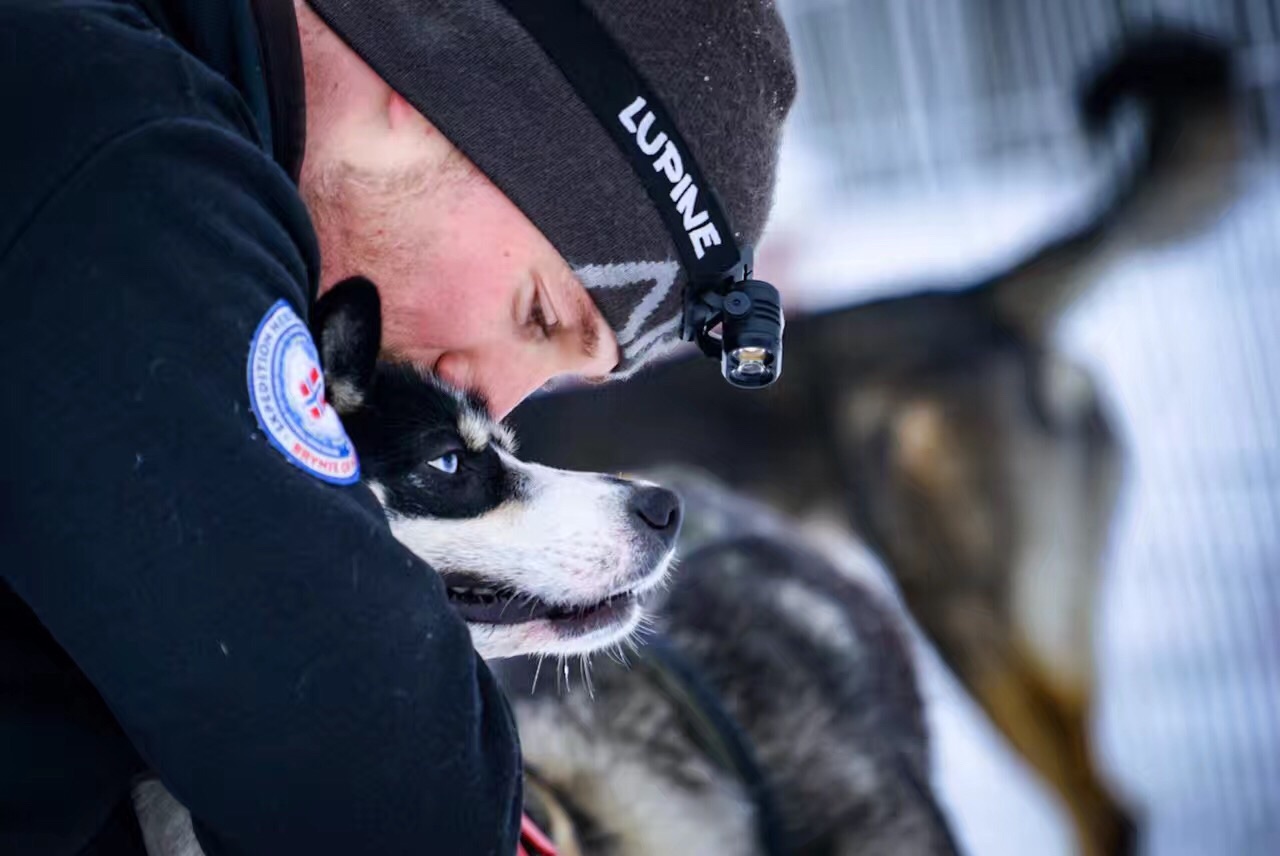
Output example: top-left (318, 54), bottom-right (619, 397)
top-left (442, 573), bottom-right (640, 634)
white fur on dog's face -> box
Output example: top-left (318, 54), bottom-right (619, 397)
top-left (372, 454), bottom-right (676, 660)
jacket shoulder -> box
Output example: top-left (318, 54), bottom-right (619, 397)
top-left (0, 1), bottom-right (263, 250)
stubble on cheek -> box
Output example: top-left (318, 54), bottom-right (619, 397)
top-left (302, 158), bottom-right (447, 342)
top-left (300, 149), bottom-right (504, 364)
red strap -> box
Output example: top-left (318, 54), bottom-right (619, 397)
top-left (518, 812), bottom-right (559, 856)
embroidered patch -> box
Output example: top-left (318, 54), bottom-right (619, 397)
top-left (247, 300), bottom-right (360, 485)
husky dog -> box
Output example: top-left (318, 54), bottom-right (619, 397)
top-left (509, 31), bottom-right (1243, 856)
top-left (311, 280), bottom-right (680, 661)
top-left (133, 279), bottom-right (681, 856)
top-left (498, 471), bottom-right (961, 856)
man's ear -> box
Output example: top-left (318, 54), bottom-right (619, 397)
top-left (311, 277), bottom-right (382, 415)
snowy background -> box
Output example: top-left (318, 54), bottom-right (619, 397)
top-left (761, 1), bottom-right (1280, 854)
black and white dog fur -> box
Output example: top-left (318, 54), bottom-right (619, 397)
top-left (313, 280), bottom-right (681, 661)
top-left (132, 279), bottom-right (681, 855)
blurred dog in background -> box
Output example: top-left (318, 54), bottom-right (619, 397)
top-left (510, 31), bottom-right (1243, 856)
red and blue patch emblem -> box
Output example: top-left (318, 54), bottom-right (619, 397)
top-left (247, 300), bottom-right (360, 485)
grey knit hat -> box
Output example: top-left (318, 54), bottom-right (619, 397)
top-left (306, 0), bottom-right (797, 374)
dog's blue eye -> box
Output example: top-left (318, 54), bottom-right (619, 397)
top-left (427, 452), bottom-right (459, 474)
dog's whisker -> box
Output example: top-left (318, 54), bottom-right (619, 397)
top-left (626, 619), bottom-right (658, 654)
top-left (531, 654), bottom-right (546, 695)
top-left (604, 642), bottom-right (627, 666)
top-left (618, 635), bottom-right (646, 671)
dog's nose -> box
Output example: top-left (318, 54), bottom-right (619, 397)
top-left (630, 485), bottom-right (682, 533)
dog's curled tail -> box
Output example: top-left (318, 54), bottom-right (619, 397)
top-left (1079, 29), bottom-right (1236, 161)
top-left (992, 28), bottom-right (1242, 338)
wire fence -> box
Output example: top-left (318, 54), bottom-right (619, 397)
top-left (781, 0), bottom-right (1278, 188)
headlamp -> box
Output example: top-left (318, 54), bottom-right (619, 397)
top-left (683, 256), bottom-right (784, 389)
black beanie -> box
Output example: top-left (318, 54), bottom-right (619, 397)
top-left (305, 0), bottom-right (797, 374)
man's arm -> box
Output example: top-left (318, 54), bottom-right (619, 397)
top-left (0, 118), bottom-right (520, 855)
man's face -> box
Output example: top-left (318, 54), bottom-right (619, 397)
top-left (296, 4), bottom-right (619, 418)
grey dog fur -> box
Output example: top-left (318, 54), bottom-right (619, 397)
top-left (498, 471), bottom-right (960, 856)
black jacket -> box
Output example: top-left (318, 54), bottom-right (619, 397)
top-left (0, 1), bottom-right (521, 853)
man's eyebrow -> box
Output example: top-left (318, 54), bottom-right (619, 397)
top-left (574, 294), bottom-right (601, 359)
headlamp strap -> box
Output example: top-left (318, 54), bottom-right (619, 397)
top-left (495, 0), bottom-right (749, 303)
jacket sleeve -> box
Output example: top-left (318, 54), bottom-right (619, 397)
top-left (0, 119), bottom-right (521, 855)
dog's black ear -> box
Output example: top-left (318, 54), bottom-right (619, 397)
top-left (311, 276), bottom-right (382, 415)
